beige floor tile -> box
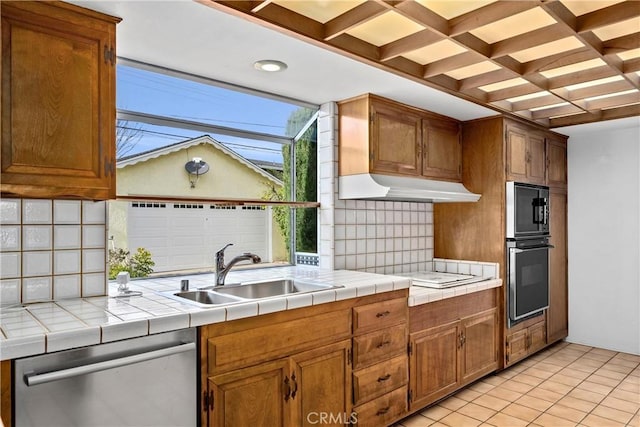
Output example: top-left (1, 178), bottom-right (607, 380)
top-left (524, 367), bottom-right (555, 380)
top-left (527, 386), bottom-right (565, 403)
top-left (591, 404), bottom-right (635, 424)
top-left (546, 404), bottom-right (588, 423)
top-left (559, 368), bottom-right (592, 380)
top-left (576, 358), bottom-right (607, 368)
top-left (567, 363), bottom-right (599, 374)
top-left (500, 379), bottom-right (534, 394)
top-left (557, 396), bottom-right (599, 412)
top-left (486, 386), bottom-right (522, 402)
top-left (439, 396), bottom-right (467, 411)
top-left (468, 381), bottom-right (495, 393)
top-left (581, 352), bottom-right (614, 363)
top-left (576, 380), bottom-right (615, 395)
top-left (602, 363), bottom-right (635, 375)
top-left (533, 413), bottom-right (578, 427)
top-left (587, 374), bottom-right (622, 387)
top-left (511, 373), bottom-right (544, 386)
top-left (455, 388), bottom-right (483, 402)
top-left (500, 402), bottom-right (542, 422)
top-left (628, 413), bottom-right (639, 427)
top-left (535, 362), bottom-right (564, 373)
top-left (607, 357), bottom-right (639, 369)
top-left (600, 395), bottom-right (639, 414)
top-left (456, 403), bottom-right (496, 422)
top-left (565, 344), bottom-right (592, 353)
top-left (538, 379), bottom-right (576, 394)
top-left (551, 373), bottom-right (584, 387)
top-left (472, 394), bottom-right (511, 411)
top-left (581, 413), bottom-right (626, 427)
top-left (544, 357), bottom-right (575, 368)
top-left (400, 414), bottom-right (435, 427)
top-left (496, 369), bottom-right (518, 380)
top-left (567, 388), bottom-right (606, 404)
top-left (481, 375), bottom-right (506, 387)
top-left (595, 368), bottom-right (628, 381)
top-left (426, 422), bottom-right (448, 427)
top-left (439, 411), bottom-right (481, 427)
top-left (484, 412), bottom-right (528, 427)
top-left (615, 352), bottom-right (640, 363)
top-left (420, 405), bottom-right (451, 421)
top-left (515, 394), bottom-right (554, 411)
top-left (616, 379), bottom-right (640, 393)
top-left (588, 348), bottom-right (617, 357)
top-left (609, 389), bottom-right (639, 405)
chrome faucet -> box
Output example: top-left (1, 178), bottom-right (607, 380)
top-left (215, 243), bottom-right (261, 286)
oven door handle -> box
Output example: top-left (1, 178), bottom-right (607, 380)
top-left (24, 342), bottom-right (196, 387)
top-left (510, 245), bottom-right (554, 254)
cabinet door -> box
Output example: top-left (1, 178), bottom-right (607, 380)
top-left (409, 322), bottom-right (459, 410)
top-left (548, 188), bottom-right (568, 343)
top-left (290, 340), bottom-right (352, 427)
top-left (506, 124), bottom-right (529, 182)
top-left (505, 329), bottom-right (528, 366)
top-left (422, 117), bottom-right (462, 181)
top-left (209, 359), bottom-right (291, 427)
top-left (460, 309), bottom-right (498, 384)
top-left (370, 100), bottom-right (421, 176)
top-left (1, 2), bottom-right (117, 199)
top-left (527, 133), bottom-right (546, 185)
top-left (528, 321), bottom-right (547, 354)
top-left (547, 137), bottom-right (567, 188)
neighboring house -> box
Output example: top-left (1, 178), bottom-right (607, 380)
top-left (110, 135), bottom-right (286, 273)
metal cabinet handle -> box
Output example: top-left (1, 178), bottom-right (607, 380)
top-left (376, 407), bottom-right (390, 416)
top-left (24, 343), bottom-right (195, 386)
top-left (291, 373), bottom-right (298, 399)
top-left (376, 310), bottom-right (391, 318)
top-left (284, 376), bottom-right (291, 401)
top-left (377, 374), bottom-right (391, 382)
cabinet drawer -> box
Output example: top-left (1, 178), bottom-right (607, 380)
top-left (353, 354), bottom-right (407, 406)
top-left (353, 323), bottom-right (406, 369)
top-left (353, 385), bottom-right (407, 427)
top-left (353, 298), bottom-right (407, 335)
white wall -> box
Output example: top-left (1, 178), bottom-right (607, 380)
top-left (564, 117), bottom-right (640, 355)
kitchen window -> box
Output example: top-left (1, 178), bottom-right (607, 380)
top-left (110, 61), bottom-right (318, 276)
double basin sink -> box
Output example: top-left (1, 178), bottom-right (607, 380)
top-left (162, 279), bottom-right (341, 307)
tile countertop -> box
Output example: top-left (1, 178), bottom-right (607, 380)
top-left (0, 267), bottom-right (410, 361)
top-left (408, 278), bottom-right (502, 307)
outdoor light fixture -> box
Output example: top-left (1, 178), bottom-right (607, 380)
top-left (185, 157), bottom-right (210, 188)
top-left (253, 59), bottom-right (288, 72)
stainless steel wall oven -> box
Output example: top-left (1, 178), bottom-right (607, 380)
top-left (506, 182), bottom-right (553, 327)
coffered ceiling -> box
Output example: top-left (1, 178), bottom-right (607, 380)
top-left (199, 0), bottom-right (640, 128)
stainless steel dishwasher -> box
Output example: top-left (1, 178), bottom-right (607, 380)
top-left (14, 328), bottom-right (197, 426)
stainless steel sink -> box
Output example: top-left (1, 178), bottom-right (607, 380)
top-left (212, 279), bottom-right (337, 299)
top-left (161, 290), bottom-right (243, 307)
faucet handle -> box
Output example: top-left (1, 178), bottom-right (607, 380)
top-left (217, 243), bottom-right (233, 254)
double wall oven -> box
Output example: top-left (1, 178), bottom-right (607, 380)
top-left (506, 182), bottom-right (553, 327)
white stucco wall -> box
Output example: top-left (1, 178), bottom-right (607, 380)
top-left (563, 117), bottom-right (640, 355)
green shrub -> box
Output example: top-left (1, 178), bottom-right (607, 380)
top-left (108, 247), bottom-right (155, 280)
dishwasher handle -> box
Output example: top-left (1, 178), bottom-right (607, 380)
top-left (24, 342), bottom-right (196, 387)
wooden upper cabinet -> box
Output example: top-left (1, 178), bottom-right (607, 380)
top-left (422, 117), bottom-right (461, 181)
top-left (338, 94), bottom-right (462, 182)
top-left (370, 98), bottom-right (421, 176)
top-left (547, 136), bottom-right (568, 188)
top-left (1, 1), bottom-right (120, 199)
top-left (505, 122), bottom-right (546, 185)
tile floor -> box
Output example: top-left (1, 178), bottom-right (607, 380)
top-left (396, 341), bottom-right (640, 427)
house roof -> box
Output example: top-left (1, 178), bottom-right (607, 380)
top-left (117, 135), bottom-right (283, 186)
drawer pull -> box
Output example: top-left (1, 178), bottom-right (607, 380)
top-left (376, 406), bottom-right (390, 416)
top-left (376, 340), bottom-right (391, 349)
top-left (377, 373), bottom-right (391, 382)
top-left (284, 376), bottom-right (291, 401)
top-left (376, 310), bottom-right (391, 318)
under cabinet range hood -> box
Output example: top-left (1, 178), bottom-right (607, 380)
top-left (338, 174), bottom-right (480, 203)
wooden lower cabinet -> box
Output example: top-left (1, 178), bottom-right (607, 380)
top-left (505, 317), bottom-right (547, 366)
top-left (207, 340), bottom-right (351, 427)
top-left (408, 289), bottom-right (499, 412)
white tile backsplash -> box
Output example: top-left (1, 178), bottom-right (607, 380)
top-left (53, 200), bottom-right (81, 224)
top-left (22, 226), bottom-right (52, 251)
top-left (54, 225), bottom-right (81, 249)
top-left (0, 199), bottom-right (21, 224)
top-left (23, 199), bottom-right (52, 224)
top-left (23, 252), bottom-right (52, 277)
top-left (0, 199), bottom-right (107, 303)
top-left (0, 226), bottom-right (21, 252)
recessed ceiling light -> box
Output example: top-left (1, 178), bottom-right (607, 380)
top-left (254, 60), bottom-right (288, 72)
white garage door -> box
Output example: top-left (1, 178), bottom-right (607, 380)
top-left (127, 202), bottom-right (271, 273)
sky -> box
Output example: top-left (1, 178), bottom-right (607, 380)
top-left (116, 65), bottom-right (315, 163)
